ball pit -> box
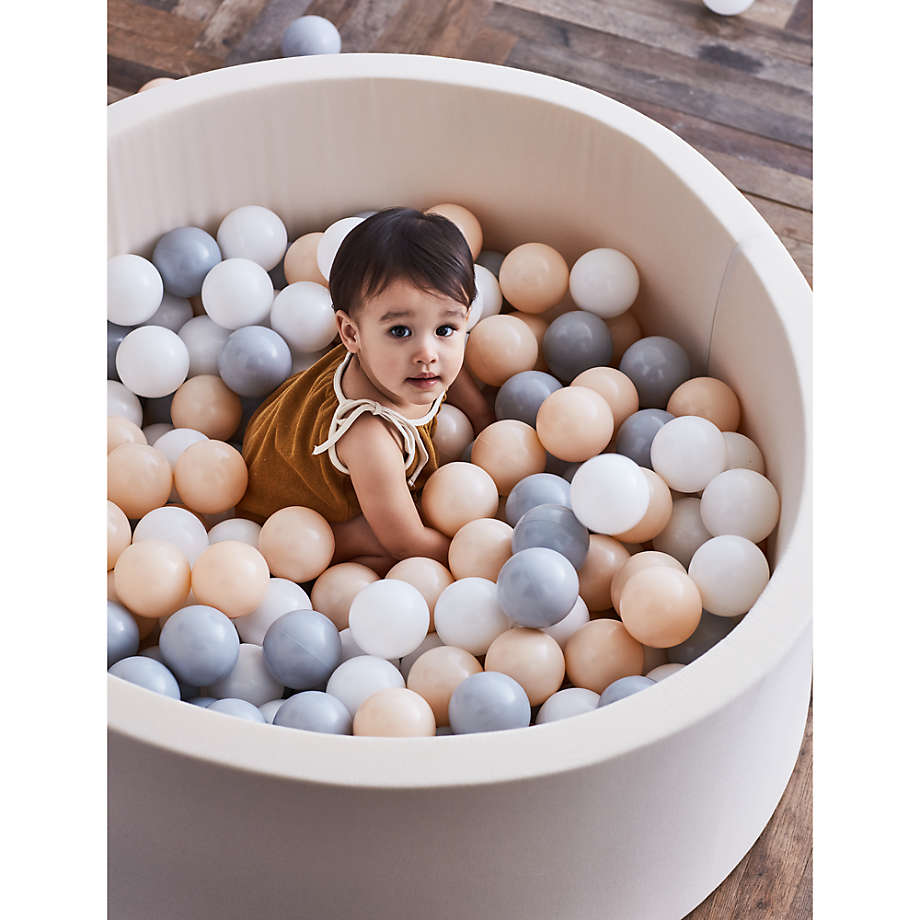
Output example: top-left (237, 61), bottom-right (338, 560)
top-left (108, 55), bottom-right (810, 920)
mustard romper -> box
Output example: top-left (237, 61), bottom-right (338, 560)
top-left (237, 342), bottom-right (443, 525)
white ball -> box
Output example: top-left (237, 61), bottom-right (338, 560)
top-left (234, 577), bottom-right (312, 645)
top-left (688, 535), bottom-right (770, 617)
top-left (700, 469), bottom-right (780, 543)
top-left (541, 595), bottom-right (590, 650)
top-left (217, 205), bottom-right (288, 270)
top-left (434, 578), bottom-right (512, 656)
top-left (146, 293), bottom-right (194, 332)
top-left (468, 264), bottom-right (502, 328)
top-left (143, 423), bottom-right (173, 445)
top-left (702, 0), bottom-right (755, 15)
top-left (116, 325), bottom-right (190, 398)
top-left (339, 629), bottom-right (400, 666)
top-left (108, 253), bottom-right (163, 325)
top-left (325, 655), bottom-right (405, 718)
top-left (201, 258), bottom-right (275, 329)
top-left (153, 427), bottom-right (207, 466)
top-left (723, 431), bottom-right (766, 475)
top-left (399, 633), bottom-right (444, 680)
top-left (269, 281), bottom-right (339, 352)
top-left (107, 380), bottom-right (143, 427)
top-left (316, 216), bottom-right (365, 281)
top-left (570, 454), bottom-right (651, 534)
top-left (259, 699), bottom-right (286, 723)
top-left (133, 506), bottom-right (209, 566)
top-left (652, 497), bottom-right (711, 568)
top-left (178, 315), bottom-right (231, 377)
top-left (208, 517), bottom-right (262, 547)
top-left (536, 687), bottom-right (600, 724)
top-left (646, 663), bottom-right (686, 682)
top-left (568, 248), bottom-right (640, 318)
top-left (208, 643), bottom-right (284, 706)
top-left (348, 579), bottom-right (431, 659)
top-left (650, 416), bottom-right (727, 493)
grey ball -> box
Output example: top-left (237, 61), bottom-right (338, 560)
top-left (511, 503), bottom-right (589, 569)
top-left (505, 473), bottom-right (571, 527)
top-left (448, 671), bottom-right (531, 734)
top-left (107, 323), bottom-right (132, 381)
top-left (160, 604), bottom-right (240, 687)
top-left (542, 311), bottom-right (613, 383)
top-left (263, 609), bottom-right (342, 690)
top-left (618, 336), bottom-right (692, 409)
top-left (107, 601), bottom-right (139, 668)
top-left (142, 393), bottom-right (174, 427)
top-left (139, 646), bottom-right (201, 701)
top-left (218, 325), bottom-right (293, 398)
top-left (281, 15), bottom-right (342, 56)
top-left (599, 675), bottom-right (655, 705)
top-left (187, 696), bottom-right (217, 708)
top-left (152, 226), bottom-right (221, 298)
top-left (667, 610), bottom-right (742, 664)
top-left (476, 250), bottom-right (506, 279)
top-left (497, 546), bottom-right (580, 628)
top-left (613, 408), bottom-right (674, 469)
top-left (546, 454), bottom-right (581, 481)
top-left (273, 690), bottom-right (352, 734)
top-left (208, 698), bottom-right (265, 722)
top-left (495, 370), bottom-right (562, 427)
top-left (109, 655), bottom-right (181, 699)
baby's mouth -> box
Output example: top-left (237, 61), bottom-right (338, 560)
top-left (407, 374), bottom-right (441, 386)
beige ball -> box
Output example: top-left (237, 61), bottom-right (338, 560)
top-left (619, 566), bottom-right (703, 648)
top-left (114, 539), bottom-right (191, 620)
top-left (107, 443), bottom-right (173, 520)
top-left (508, 311), bottom-right (552, 372)
top-left (485, 628), bottom-right (565, 706)
top-left (607, 310), bottom-right (643, 365)
top-left (258, 506), bottom-right (335, 582)
top-left (407, 645), bottom-right (482, 726)
top-left (614, 470), bottom-right (673, 544)
top-left (191, 540), bottom-right (270, 618)
top-left (426, 203), bottom-right (483, 260)
top-left (107, 416), bottom-right (147, 454)
top-left (170, 375), bottom-right (242, 441)
top-left (667, 377), bottom-right (742, 432)
top-left (465, 315), bottom-right (538, 387)
top-left (471, 420), bottom-right (546, 495)
top-left (174, 440), bottom-right (248, 514)
top-left (564, 619), bottom-right (645, 693)
top-left (107, 570), bottom-right (120, 603)
top-left (499, 242), bottom-right (569, 314)
top-left (432, 404), bottom-right (474, 464)
top-left (138, 77), bottom-right (175, 92)
top-left (448, 517), bottom-right (513, 581)
top-left (421, 462), bottom-right (499, 537)
top-left (107, 501), bottom-right (132, 570)
top-left (571, 366), bottom-right (639, 435)
top-left (578, 534), bottom-right (632, 611)
top-left (283, 232), bottom-right (326, 285)
top-left (535, 386), bottom-right (614, 463)
top-left (310, 562), bottom-right (379, 630)
top-left (353, 687), bottom-right (436, 737)
top-left (643, 644), bottom-right (669, 674)
top-left (611, 550), bottom-right (685, 612)
top-left (387, 557), bottom-right (454, 633)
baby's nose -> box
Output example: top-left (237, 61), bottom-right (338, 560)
top-left (414, 337), bottom-right (438, 365)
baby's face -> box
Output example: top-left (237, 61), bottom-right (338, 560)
top-left (341, 277), bottom-right (469, 410)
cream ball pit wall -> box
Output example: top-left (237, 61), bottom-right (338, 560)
top-left (108, 55), bottom-right (811, 920)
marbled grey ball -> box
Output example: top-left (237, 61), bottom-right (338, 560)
top-left (274, 690), bottom-right (352, 734)
top-left (476, 250), bottom-right (506, 279)
top-left (667, 610), bottom-right (742, 664)
top-left (142, 393), bottom-right (174, 427)
top-left (152, 226), bottom-right (221, 298)
top-left (511, 503), bottom-right (589, 569)
top-left (263, 609), bottom-right (342, 690)
top-left (218, 325), bottom-right (293, 398)
top-left (495, 370), bottom-right (562, 427)
top-left (108, 322), bottom-right (132, 381)
top-left (542, 310), bottom-right (613, 383)
top-left (497, 546), bottom-right (579, 628)
top-left (281, 15), bottom-right (342, 56)
top-left (107, 601), bottom-right (139, 668)
top-left (139, 646), bottom-right (201, 701)
top-left (613, 408), bottom-right (674, 469)
top-left (618, 336), bottom-right (692, 409)
top-left (208, 698), bottom-right (265, 722)
top-left (505, 473), bottom-right (571, 527)
top-left (546, 454), bottom-right (581, 481)
top-left (109, 655), bottom-right (181, 699)
top-left (268, 246), bottom-right (289, 290)
top-left (160, 604), bottom-right (240, 687)
top-left (599, 675), bottom-right (656, 705)
top-left (448, 671), bottom-right (531, 734)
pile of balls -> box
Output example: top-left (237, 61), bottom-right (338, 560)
top-left (107, 202), bottom-right (780, 736)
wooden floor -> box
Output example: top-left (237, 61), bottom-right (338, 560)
top-left (107, 2), bottom-right (813, 917)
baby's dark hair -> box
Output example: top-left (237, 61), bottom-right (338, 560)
top-left (328, 207), bottom-right (477, 317)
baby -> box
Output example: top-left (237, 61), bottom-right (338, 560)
top-left (238, 207), bottom-right (494, 576)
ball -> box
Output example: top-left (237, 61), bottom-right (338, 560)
top-left (536, 386), bottom-right (614, 463)
top-left (146, 293), bottom-right (194, 333)
top-left (426, 203), bottom-right (483, 260)
top-left (281, 15), bottom-right (342, 56)
top-left (619, 336), bottom-right (692, 409)
top-left (386, 556), bottom-right (454, 632)
top-left (218, 325), bottom-right (292, 398)
top-left (159, 604), bottom-right (240, 686)
top-left (421, 462), bottom-right (499, 536)
top-left (505, 473), bottom-right (571, 527)
top-left (434, 577), bottom-right (511, 655)
top-left (273, 691), bottom-right (352, 734)
top-left (258, 505), bottom-right (334, 582)
top-left (607, 310), bottom-right (644, 365)
top-left (485, 627), bottom-right (565, 706)
top-left (448, 671), bottom-right (532, 734)
top-left (471, 420), bottom-right (545, 495)
top-left (108, 381), bottom-right (143, 427)
top-left (564, 619), bottom-right (645, 693)
top-left (107, 501), bottom-right (132, 570)
top-left (571, 366), bottom-right (639, 436)
top-left (468, 264), bottom-right (502, 327)
top-left (208, 698), bottom-right (265, 722)
top-left (201, 258), bottom-right (274, 329)
top-left (174, 439), bottom-right (248, 514)
top-left (650, 416), bottom-right (727, 493)
top-left (447, 518), bottom-right (513, 581)
top-left (511, 503), bottom-right (589, 569)
top-left (132, 505), bottom-right (209, 566)
top-left (191, 540), bottom-right (270, 618)
top-left (688, 535), bottom-right (770, 617)
top-left (667, 610), bottom-right (742, 664)
top-left (310, 563), bottom-right (379, 631)
top-left (568, 247), bottom-right (640, 318)
top-left (234, 577), bottom-right (311, 645)
top-left (108, 254), bottom-right (163, 325)
top-left (107, 443), bottom-right (173, 519)
top-left (613, 407), bottom-right (674, 469)
top-left (263, 608), bottom-right (342, 689)
top-left (207, 643), bottom-right (283, 706)
top-left (542, 310), bottom-right (613, 383)
top-left (217, 205), bottom-right (287, 270)
top-left (107, 601), bottom-right (140, 667)
top-left (618, 567), bottom-right (702, 648)
top-left (646, 663), bottom-right (686, 681)
top-left (702, 0), bottom-right (756, 15)
top-left (325, 655), bottom-right (405, 718)
top-left (269, 281), bottom-right (338, 353)
top-left (667, 376), bottom-right (741, 432)
top-left (496, 547), bottom-right (580, 628)
top-left (723, 431), bottom-right (766, 474)
top-left (569, 454), bottom-right (650, 535)
top-left (541, 595), bottom-right (591, 650)
top-left (317, 216), bottom-right (365, 280)
top-left (283, 233), bottom-right (326, 285)
top-left (613, 469), bottom-right (673, 544)
top-left (536, 687), bottom-right (600, 724)
top-left (178, 316), bottom-right (231, 377)
top-left (577, 534), bottom-right (631, 611)
top-left (598, 675), bottom-right (655, 706)
top-left (700, 468), bottom-right (780, 543)
top-left (353, 687), bottom-right (436, 737)
top-left (431, 404), bottom-right (474, 464)
top-left (498, 242), bottom-right (569, 314)
top-left (348, 579), bottom-right (431, 660)
top-left (170, 375), bottom-right (242, 441)
top-left (610, 550), bottom-right (686, 612)
top-left (465, 315), bottom-right (538, 387)
top-left (495, 370), bottom-right (562, 428)
top-left (652, 496), bottom-right (712, 567)
top-left (109, 655), bottom-right (180, 699)
top-left (406, 645), bottom-right (482, 726)
top-left (152, 226), bottom-right (222, 298)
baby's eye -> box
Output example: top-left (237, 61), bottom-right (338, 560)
top-left (388, 326), bottom-right (411, 339)
top-left (437, 325), bottom-right (457, 337)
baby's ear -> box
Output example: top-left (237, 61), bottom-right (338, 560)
top-left (335, 309), bottom-right (360, 352)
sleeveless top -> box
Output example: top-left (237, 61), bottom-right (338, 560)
top-left (237, 343), bottom-right (443, 525)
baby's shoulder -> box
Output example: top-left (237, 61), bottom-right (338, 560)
top-left (335, 412), bottom-right (405, 465)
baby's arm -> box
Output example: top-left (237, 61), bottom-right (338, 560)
top-left (336, 414), bottom-right (452, 566)
top-left (446, 362), bottom-right (495, 436)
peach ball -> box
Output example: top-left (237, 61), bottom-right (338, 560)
top-left (426, 203), bottom-right (483, 260)
top-left (611, 550), bottom-right (686, 612)
top-left (311, 562), bottom-right (379, 631)
top-left (571, 366), bottom-right (639, 435)
top-left (283, 232), bottom-right (326, 285)
top-left (499, 242), bottom-right (569, 314)
top-left (258, 506), bottom-right (335, 582)
top-left (107, 416), bottom-right (147, 453)
top-left (614, 470), bottom-right (673, 544)
top-left (191, 540), bottom-right (270, 618)
top-left (107, 570), bottom-right (119, 602)
top-left (174, 440), bottom-right (248, 514)
top-left (387, 557), bottom-right (454, 633)
top-left (485, 628), bottom-right (566, 707)
top-left (406, 645), bottom-right (483, 726)
top-left (352, 687), bottom-right (436, 737)
top-left (170, 375), bottom-right (242, 441)
top-left (107, 443), bottom-right (173, 520)
top-left (107, 501), bottom-right (132, 570)
top-left (138, 77), bottom-right (175, 92)
top-left (509, 311), bottom-right (551, 372)
top-left (578, 534), bottom-right (632, 611)
top-left (421, 462), bottom-right (499, 537)
top-left (643, 644), bottom-right (669, 675)
top-left (619, 566), bottom-right (703, 648)
top-left (432, 404), bottom-right (474, 464)
top-left (564, 619), bottom-right (645, 694)
top-left (448, 517), bottom-right (513, 581)
top-left (535, 386), bottom-right (614, 463)
top-left (465, 315), bottom-right (538, 387)
top-left (471, 420), bottom-right (546, 495)
top-left (667, 377), bottom-right (742, 432)
top-left (114, 539), bottom-right (191, 620)
top-left (607, 310), bottom-right (643, 365)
